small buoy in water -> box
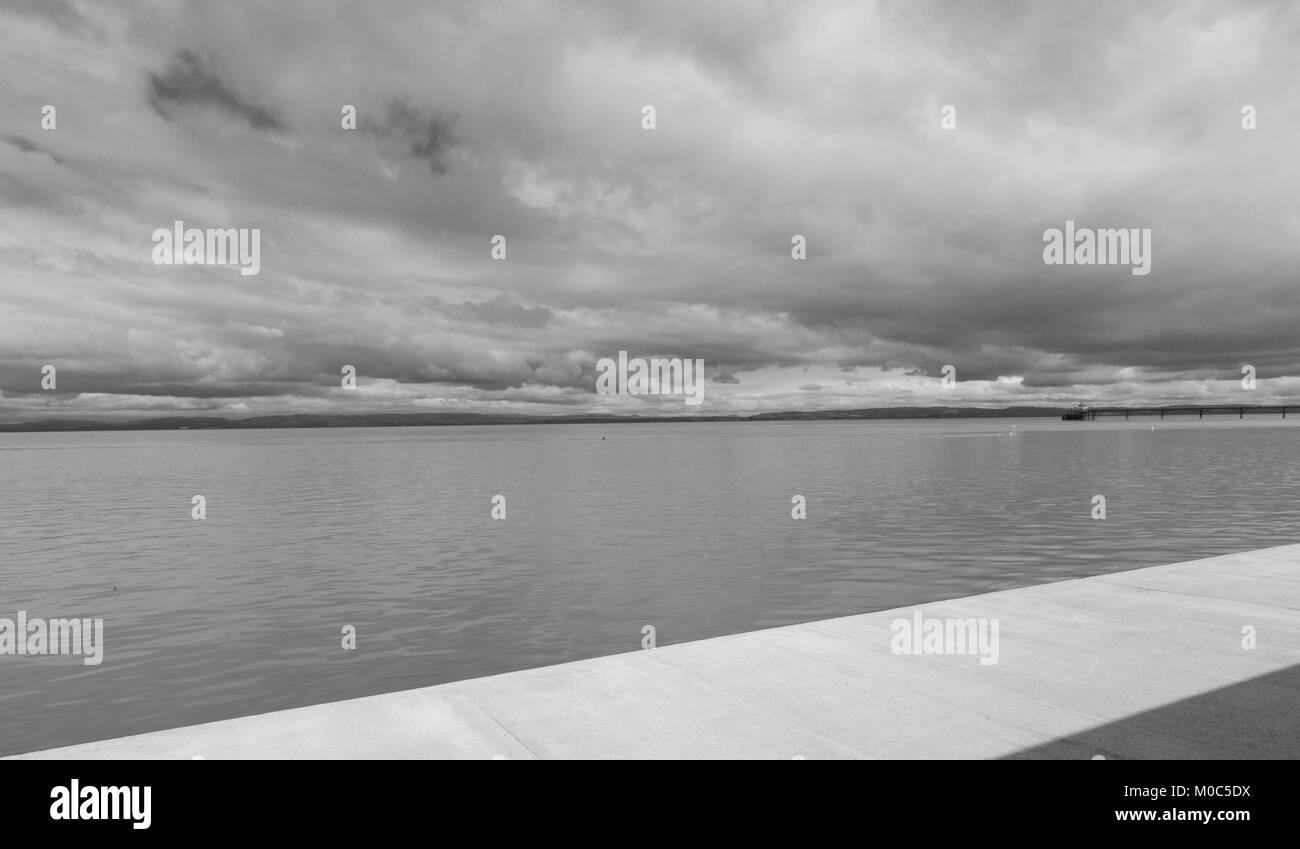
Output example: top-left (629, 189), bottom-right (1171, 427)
top-left (601, 436), bottom-right (606, 440)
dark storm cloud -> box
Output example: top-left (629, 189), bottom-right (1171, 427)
top-left (4, 135), bottom-right (39, 153)
top-left (147, 50), bottom-right (284, 131)
top-left (2, 135), bottom-right (68, 165)
top-left (366, 98), bottom-right (458, 175)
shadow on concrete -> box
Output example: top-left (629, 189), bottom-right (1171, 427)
top-left (1003, 662), bottom-right (1300, 759)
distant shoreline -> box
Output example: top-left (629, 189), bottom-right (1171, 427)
top-left (0, 407), bottom-right (1068, 433)
top-left (4, 405), bottom-right (1293, 433)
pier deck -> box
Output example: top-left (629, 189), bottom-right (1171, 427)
top-left (12, 545), bottom-right (1300, 759)
top-left (1062, 405), bottom-right (1296, 420)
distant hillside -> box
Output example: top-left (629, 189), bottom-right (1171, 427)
top-left (0, 407), bottom-right (1067, 433)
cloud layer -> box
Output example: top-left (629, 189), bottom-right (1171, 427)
top-left (3, 0), bottom-right (1299, 421)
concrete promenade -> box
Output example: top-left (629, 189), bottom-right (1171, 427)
top-left (13, 545), bottom-right (1300, 759)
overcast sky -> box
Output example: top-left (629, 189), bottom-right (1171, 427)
top-left (2, 0), bottom-right (1299, 421)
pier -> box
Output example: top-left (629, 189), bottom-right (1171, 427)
top-left (11, 545), bottom-right (1300, 759)
top-left (1062, 405), bottom-right (1296, 421)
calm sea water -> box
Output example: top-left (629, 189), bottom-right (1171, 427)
top-left (2, 417), bottom-right (1299, 754)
